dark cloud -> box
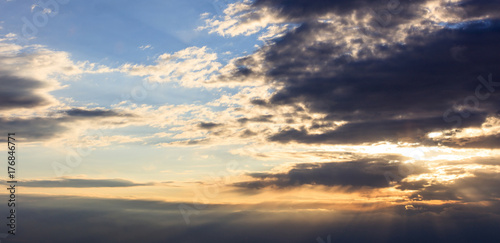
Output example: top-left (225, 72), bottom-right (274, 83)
top-left (235, 15), bottom-right (500, 147)
top-left (459, 0), bottom-right (500, 19)
top-left (217, 0), bottom-right (500, 148)
top-left (253, 0), bottom-right (428, 23)
top-left (0, 117), bottom-right (69, 141)
top-left (63, 108), bottom-right (126, 117)
top-left (265, 22), bottom-right (500, 118)
top-left (233, 158), bottom-right (427, 190)
top-left (198, 122), bottom-right (223, 129)
top-left (250, 98), bottom-right (268, 106)
top-left (19, 178), bottom-right (153, 188)
top-left (251, 0), bottom-right (498, 32)
top-left (0, 75), bottom-right (52, 110)
top-left (238, 115), bottom-right (274, 123)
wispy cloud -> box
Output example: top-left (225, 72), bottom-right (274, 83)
top-left (138, 44), bottom-right (152, 50)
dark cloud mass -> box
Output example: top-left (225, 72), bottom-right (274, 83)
top-left (0, 75), bottom-right (52, 109)
top-left (232, 0), bottom-right (500, 148)
top-left (234, 158), bottom-right (427, 190)
top-left (264, 22), bottom-right (500, 117)
top-left (459, 0), bottom-right (500, 18)
top-left (253, 0), bottom-right (500, 24)
top-left (253, 0), bottom-right (428, 21)
top-left (63, 108), bottom-right (125, 117)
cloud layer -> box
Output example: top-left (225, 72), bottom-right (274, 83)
top-left (1, 195), bottom-right (499, 243)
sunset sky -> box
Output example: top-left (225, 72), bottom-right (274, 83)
top-left (0, 0), bottom-right (500, 242)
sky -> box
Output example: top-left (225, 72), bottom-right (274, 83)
top-left (0, 0), bottom-right (500, 242)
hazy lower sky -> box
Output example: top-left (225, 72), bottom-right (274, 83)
top-left (0, 0), bottom-right (500, 242)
